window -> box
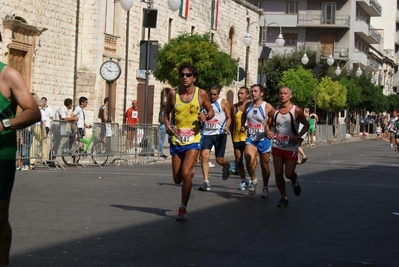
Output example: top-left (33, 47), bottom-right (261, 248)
top-left (285, 2), bottom-right (299, 14)
top-left (105, 0), bottom-right (115, 34)
top-left (322, 2), bottom-right (336, 24)
top-left (283, 33), bottom-right (297, 47)
top-left (247, 1), bottom-right (263, 9)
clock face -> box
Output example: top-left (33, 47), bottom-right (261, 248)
top-left (100, 61), bottom-right (121, 82)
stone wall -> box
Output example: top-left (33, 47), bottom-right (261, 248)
top-left (0, 0), bottom-right (261, 124)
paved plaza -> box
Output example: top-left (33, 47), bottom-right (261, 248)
top-left (9, 137), bottom-right (399, 266)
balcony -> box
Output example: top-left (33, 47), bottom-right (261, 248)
top-left (354, 20), bottom-right (381, 44)
top-left (261, 14), bottom-right (298, 28)
top-left (356, 0), bottom-right (382, 17)
top-left (297, 14), bottom-right (350, 28)
top-left (352, 51), bottom-right (368, 67)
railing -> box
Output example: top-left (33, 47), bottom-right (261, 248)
top-left (297, 14), bottom-right (350, 27)
top-left (369, 26), bottom-right (382, 43)
top-left (370, 0), bottom-right (382, 14)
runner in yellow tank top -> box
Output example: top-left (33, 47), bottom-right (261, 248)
top-left (163, 63), bottom-right (214, 221)
top-left (229, 86), bottom-right (251, 190)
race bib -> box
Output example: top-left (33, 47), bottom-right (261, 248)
top-left (132, 111), bottom-right (138, 119)
top-left (176, 128), bottom-right (195, 144)
top-left (205, 119), bottom-right (219, 130)
top-left (273, 133), bottom-right (289, 147)
top-left (247, 122), bottom-right (262, 136)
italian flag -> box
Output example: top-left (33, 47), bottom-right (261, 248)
top-left (179, 0), bottom-right (190, 18)
top-left (211, 0), bottom-right (219, 30)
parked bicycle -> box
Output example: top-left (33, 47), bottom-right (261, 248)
top-left (62, 128), bottom-right (108, 166)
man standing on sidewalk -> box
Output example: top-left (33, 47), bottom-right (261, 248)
top-left (240, 84), bottom-right (274, 197)
top-left (198, 85), bottom-right (231, 191)
top-left (266, 86), bottom-right (309, 208)
top-left (163, 63), bottom-right (213, 221)
top-left (0, 60), bottom-right (41, 267)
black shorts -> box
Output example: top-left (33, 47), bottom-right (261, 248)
top-left (0, 159), bottom-right (16, 199)
top-left (233, 141), bottom-right (246, 149)
top-left (202, 134), bottom-right (227, 158)
top-left (125, 125), bottom-right (136, 132)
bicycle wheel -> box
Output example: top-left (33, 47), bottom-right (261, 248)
top-left (62, 144), bottom-right (81, 166)
top-left (91, 141), bottom-right (108, 166)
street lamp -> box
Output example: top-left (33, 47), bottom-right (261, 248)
top-left (301, 44), bottom-right (335, 66)
top-left (120, 0), bottom-right (180, 124)
top-left (243, 21), bottom-right (285, 47)
top-left (334, 60), bottom-right (362, 77)
top-left (243, 20), bottom-right (284, 86)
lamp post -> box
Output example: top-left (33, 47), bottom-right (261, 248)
top-left (120, 0), bottom-right (180, 124)
top-left (301, 44), bottom-right (335, 66)
top-left (243, 20), bottom-right (284, 87)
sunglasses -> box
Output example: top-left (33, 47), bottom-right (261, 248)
top-left (179, 72), bottom-right (193, 78)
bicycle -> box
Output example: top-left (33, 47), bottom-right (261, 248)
top-left (61, 128), bottom-right (108, 166)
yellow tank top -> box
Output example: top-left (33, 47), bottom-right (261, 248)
top-left (171, 87), bottom-right (201, 146)
top-left (232, 105), bottom-right (247, 142)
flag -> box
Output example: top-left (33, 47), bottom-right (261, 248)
top-left (179, 0), bottom-right (190, 18)
top-left (211, 0), bottom-right (219, 30)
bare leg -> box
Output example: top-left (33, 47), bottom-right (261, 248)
top-left (259, 152), bottom-right (270, 187)
top-left (200, 149), bottom-right (211, 181)
top-left (244, 144), bottom-right (258, 182)
top-left (273, 155), bottom-right (286, 197)
top-left (0, 199), bottom-right (11, 266)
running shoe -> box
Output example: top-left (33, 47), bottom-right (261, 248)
top-left (176, 207), bottom-right (188, 221)
top-left (261, 187), bottom-right (269, 199)
top-left (222, 162), bottom-right (230, 180)
top-left (238, 180), bottom-right (247, 190)
top-left (248, 180), bottom-right (258, 195)
top-left (277, 197), bottom-right (289, 208)
top-left (199, 181), bottom-right (211, 191)
top-left (209, 162), bottom-right (215, 167)
top-left (293, 178), bottom-right (302, 196)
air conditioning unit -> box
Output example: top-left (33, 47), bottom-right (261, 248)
top-left (339, 48), bottom-right (349, 57)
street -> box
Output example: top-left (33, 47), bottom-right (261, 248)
top-left (10, 138), bottom-right (399, 266)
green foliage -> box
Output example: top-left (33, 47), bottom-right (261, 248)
top-left (355, 74), bottom-right (388, 113)
top-left (386, 94), bottom-right (399, 112)
top-left (263, 49), bottom-right (334, 106)
top-left (278, 66), bottom-right (318, 107)
top-left (316, 77), bottom-right (347, 112)
top-left (339, 77), bottom-right (361, 110)
top-left (152, 33), bottom-right (237, 89)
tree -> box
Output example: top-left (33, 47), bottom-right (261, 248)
top-left (316, 77), bottom-right (347, 135)
top-left (152, 33), bottom-right (237, 89)
top-left (386, 94), bottom-right (399, 113)
top-left (356, 74), bottom-right (388, 114)
top-left (278, 66), bottom-right (318, 108)
top-left (263, 49), bottom-right (335, 106)
top-left (339, 77), bottom-right (361, 110)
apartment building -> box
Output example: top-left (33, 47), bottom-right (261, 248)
top-left (248, 0), bottom-right (397, 96)
top-left (370, 0), bottom-right (399, 95)
top-left (0, 1), bottom-right (261, 124)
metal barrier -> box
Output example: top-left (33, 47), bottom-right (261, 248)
top-left (30, 121), bottom-right (165, 169)
top-left (316, 124), bottom-right (334, 145)
top-left (115, 124), bottom-right (161, 165)
top-left (336, 124), bottom-right (347, 142)
top-left (16, 123), bottom-right (54, 170)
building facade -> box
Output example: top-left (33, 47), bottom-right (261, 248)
top-left (248, 0), bottom-right (399, 94)
top-left (0, 0), bottom-right (262, 125)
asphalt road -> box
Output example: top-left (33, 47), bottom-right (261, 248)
top-left (9, 138), bottom-right (399, 266)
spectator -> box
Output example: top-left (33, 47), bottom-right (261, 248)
top-left (125, 100), bottom-right (139, 153)
top-left (158, 103), bottom-right (167, 159)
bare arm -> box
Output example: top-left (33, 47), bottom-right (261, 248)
top-left (0, 66), bottom-right (40, 131)
top-left (230, 105), bottom-right (236, 141)
top-left (265, 103), bottom-right (275, 139)
top-left (198, 89), bottom-right (214, 122)
top-left (221, 99), bottom-right (231, 134)
top-left (163, 89), bottom-right (175, 136)
top-left (296, 107), bottom-right (309, 137)
top-left (240, 102), bottom-right (250, 132)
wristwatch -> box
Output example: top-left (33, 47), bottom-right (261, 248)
top-left (1, 119), bottom-right (11, 131)
top-left (205, 114), bottom-right (210, 120)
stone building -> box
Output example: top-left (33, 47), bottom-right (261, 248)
top-left (0, 0), bottom-right (262, 125)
